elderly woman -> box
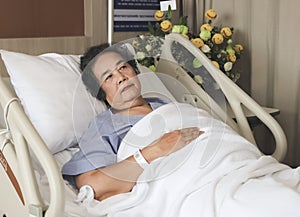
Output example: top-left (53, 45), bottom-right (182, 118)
top-left (61, 43), bottom-right (203, 201)
top-left (62, 42), bottom-right (300, 217)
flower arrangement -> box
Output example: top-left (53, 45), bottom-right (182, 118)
top-left (131, 34), bottom-right (165, 72)
top-left (131, 7), bottom-right (244, 88)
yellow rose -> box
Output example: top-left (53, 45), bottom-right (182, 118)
top-left (154, 10), bottom-right (165, 21)
top-left (160, 20), bottom-right (173, 32)
top-left (221, 27), bottom-right (232, 38)
top-left (212, 33), bottom-right (224, 44)
top-left (228, 53), bottom-right (237, 63)
top-left (211, 61), bottom-right (220, 69)
top-left (205, 9), bottom-right (217, 21)
top-left (191, 38), bottom-right (204, 48)
top-left (200, 23), bottom-right (213, 32)
top-left (233, 44), bottom-right (244, 53)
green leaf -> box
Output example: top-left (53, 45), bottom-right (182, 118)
top-left (179, 16), bottom-right (188, 25)
top-left (167, 5), bottom-right (172, 20)
top-left (148, 21), bottom-right (155, 35)
top-left (179, 16), bottom-right (183, 25)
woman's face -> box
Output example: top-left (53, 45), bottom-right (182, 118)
top-left (93, 51), bottom-right (141, 110)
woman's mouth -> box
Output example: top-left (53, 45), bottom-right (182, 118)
top-left (121, 84), bottom-right (134, 93)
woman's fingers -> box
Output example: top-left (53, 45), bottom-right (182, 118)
top-left (169, 128), bottom-right (204, 150)
top-left (179, 128), bottom-right (204, 142)
top-left (151, 127), bottom-right (204, 156)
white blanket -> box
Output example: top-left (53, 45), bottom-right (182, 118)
top-left (80, 103), bottom-right (300, 217)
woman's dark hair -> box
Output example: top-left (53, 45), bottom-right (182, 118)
top-left (80, 43), bottom-right (140, 103)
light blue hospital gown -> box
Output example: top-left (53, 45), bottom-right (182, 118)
top-left (61, 98), bottom-right (167, 187)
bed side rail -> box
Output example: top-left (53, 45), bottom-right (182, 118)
top-left (160, 33), bottom-right (287, 161)
top-left (0, 75), bottom-right (65, 217)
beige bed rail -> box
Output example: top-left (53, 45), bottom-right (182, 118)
top-left (157, 33), bottom-right (287, 161)
top-left (0, 75), bottom-right (65, 217)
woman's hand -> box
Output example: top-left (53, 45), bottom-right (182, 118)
top-left (76, 127), bottom-right (204, 201)
top-left (142, 127), bottom-right (204, 162)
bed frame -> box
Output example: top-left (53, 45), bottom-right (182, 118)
top-left (156, 33), bottom-right (287, 160)
top-left (0, 12), bottom-right (288, 217)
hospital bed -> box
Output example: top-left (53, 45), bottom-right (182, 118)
top-left (0, 33), bottom-right (288, 217)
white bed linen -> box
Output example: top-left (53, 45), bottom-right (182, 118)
top-left (34, 148), bottom-right (104, 217)
top-left (78, 103), bottom-right (300, 217)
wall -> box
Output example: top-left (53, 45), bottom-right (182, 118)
top-left (0, 0), bottom-right (107, 57)
top-left (0, 0), bottom-right (84, 38)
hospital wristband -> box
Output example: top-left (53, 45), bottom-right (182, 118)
top-left (133, 149), bottom-right (149, 169)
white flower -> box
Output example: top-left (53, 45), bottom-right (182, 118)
top-left (145, 44), bottom-right (152, 52)
top-left (194, 75), bottom-right (203, 84)
top-left (136, 51), bottom-right (145, 60)
top-left (201, 44), bottom-right (211, 53)
top-left (132, 39), bottom-right (140, 48)
top-left (224, 62), bottom-right (233, 71)
top-left (213, 82), bottom-right (220, 90)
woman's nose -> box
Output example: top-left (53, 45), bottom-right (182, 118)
top-left (115, 71), bottom-right (127, 84)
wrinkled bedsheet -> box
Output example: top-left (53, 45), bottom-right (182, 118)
top-left (79, 103), bottom-right (300, 217)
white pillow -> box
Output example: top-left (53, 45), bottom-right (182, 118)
top-left (0, 50), bottom-right (106, 154)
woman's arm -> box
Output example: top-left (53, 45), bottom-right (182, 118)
top-left (76, 127), bottom-right (203, 201)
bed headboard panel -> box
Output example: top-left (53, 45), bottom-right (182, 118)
top-left (0, 0), bottom-right (107, 77)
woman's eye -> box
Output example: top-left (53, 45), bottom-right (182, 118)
top-left (105, 74), bottom-right (112, 81)
top-left (119, 64), bottom-right (127, 71)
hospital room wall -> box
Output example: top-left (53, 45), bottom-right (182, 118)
top-left (211, 0), bottom-right (300, 167)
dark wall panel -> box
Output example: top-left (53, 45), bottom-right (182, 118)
top-left (0, 0), bottom-right (84, 38)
